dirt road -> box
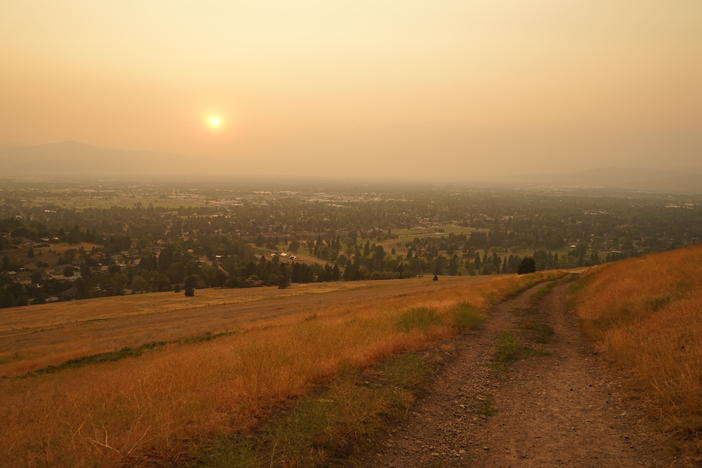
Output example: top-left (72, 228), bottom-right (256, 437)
top-left (358, 280), bottom-right (679, 467)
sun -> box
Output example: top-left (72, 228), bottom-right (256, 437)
top-left (208, 115), bottom-right (221, 128)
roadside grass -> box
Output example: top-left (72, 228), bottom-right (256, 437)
top-left (490, 331), bottom-right (522, 375)
top-left (572, 245), bottom-right (702, 455)
top-left (396, 307), bottom-right (441, 332)
top-left (0, 271), bottom-right (564, 466)
top-left (493, 332), bottom-right (521, 364)
top-left (519, 320), bottom-right (555, 344)
top-left (452, 302), bottom-right (485, 332)
top-left (193, 353), bottom-right (433, 468)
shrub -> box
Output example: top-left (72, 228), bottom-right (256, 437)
top-left (453, 302), bottom-right (484, 332)
top-left (517, 257), bottom-right (536, 275)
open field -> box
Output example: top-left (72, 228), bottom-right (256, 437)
top-left (572, 245), bottom-right (702, 455)
top-left (0, 277), bottom-right (492, 376)
top-left (0, 271), bottom-right (563, 466)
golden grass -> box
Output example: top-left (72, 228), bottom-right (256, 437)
top-left (0, 277), bottom-right (499, 377)
top-left (573, 245), bottom-right (702, 446)
top-left (0, 272), bottom-right (559, 466)
top-left (0, 281), bottom-right (363, 333)
top-left (0, 281), bottom-right (373, 376)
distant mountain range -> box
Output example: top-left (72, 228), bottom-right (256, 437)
top-left (520, 167), bottom-right (702, 194)
top-left (1, 141), bottom-right (701, 193)
top-left (0, 141), bottom-right (191, 179)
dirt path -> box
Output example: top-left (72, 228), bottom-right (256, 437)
top-left (357, 280), bottom-right (678, 467)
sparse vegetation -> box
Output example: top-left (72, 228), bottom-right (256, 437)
top-left (520, 320), bottom-right (555, 344)
top-left (195, 353), bottom-right (433, 467)
top-left (452, 302), bottom-right (485, 332)
top-left (492, 332), bottom-right (521, 366)
top-left (470, 393), bottom-right (498, 418)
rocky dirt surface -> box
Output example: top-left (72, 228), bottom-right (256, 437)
top-left (354, 279), bottom-right (684, 467)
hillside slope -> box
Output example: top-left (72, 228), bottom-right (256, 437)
top-left (0, 272), bottom-right (559, 466)
top-left (573, 245), bottom-right (702, 457)
top-left (0, 277), bottom-right (495, 377)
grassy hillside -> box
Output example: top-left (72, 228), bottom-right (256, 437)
top-left (0, 277), bottom-right (497, 377)
top-left (0, 272), bottom-right (561, 466)
top-left (572, 245), bottom-right (702, 452)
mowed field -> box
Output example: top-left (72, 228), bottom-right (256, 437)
top-left (1, 277), bottom-right (495, 377)
top-left (0, 272), bottom-right (564, 466)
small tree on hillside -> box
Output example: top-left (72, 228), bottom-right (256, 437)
top-left (278, 275), bottom-right (290, 289)
top-left (184, 275), bottom-right (197, 297)
top-left (517, 257), bottom-right (536, 275)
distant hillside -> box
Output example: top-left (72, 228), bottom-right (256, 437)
top-left (2, 142), bottom-right (702, 193)
top-left (0, 141), bottom-right (193, 179)
top-left (523, 167), bottom-right (702, 194)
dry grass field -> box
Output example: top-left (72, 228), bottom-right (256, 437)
top-left (573, 245), bottom-right (702, 453)
top-left (1, 277), bottom-right (495, 377)
top-left (0, 272), bottom-right (561, 466)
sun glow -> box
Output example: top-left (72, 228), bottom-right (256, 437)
top-left (208, 115), bottom-right (221, 128)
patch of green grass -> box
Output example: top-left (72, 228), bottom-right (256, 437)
top-left (194, 353), bottom-right (433, 468)
top-left (491, 332), bottom-right (521, 369)
top-left (179, 331), bottom-right (236, 344)
top-left (645, 296), bottom-right (672, 312)
top-left (24, 341), bottom-right (168, 377)
top-left (15, 331), bottom-right (237, 378)
top-left (453, 302), bottom-right (485, 332)
top-left (396, 307), bottom-right (441, 332)
top-left (519, 320), bottom-right (555, 344)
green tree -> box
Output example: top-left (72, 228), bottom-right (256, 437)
top-left (517, 257), bottom-right (536, 275)
top-left (184, 275), bottom-right (198, 297)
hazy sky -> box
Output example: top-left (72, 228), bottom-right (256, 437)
top-left (1, 1), bottom-right (701, 180)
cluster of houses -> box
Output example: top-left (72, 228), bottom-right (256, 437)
top-left (268, 251), bottom-right (297, 262)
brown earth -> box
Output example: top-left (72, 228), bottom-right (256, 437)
top-left (355, 280), bottom-right (685, 467)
